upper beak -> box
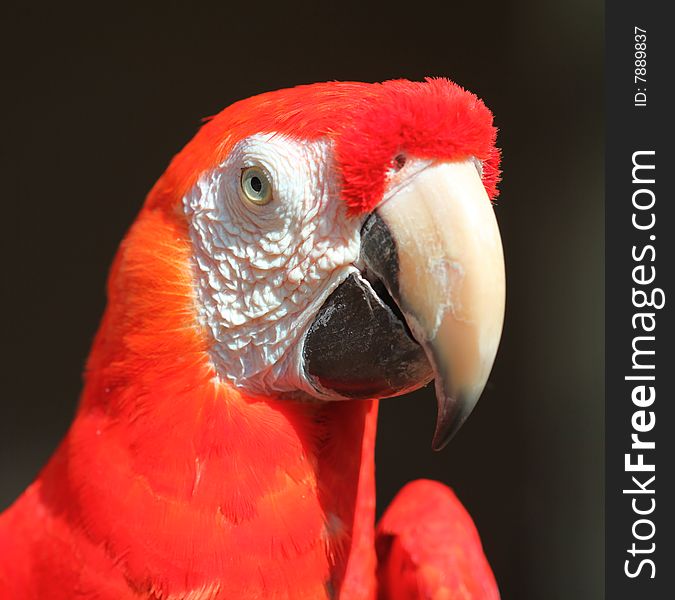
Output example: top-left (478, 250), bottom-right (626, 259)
top-left (303, 159), bottom-right (505, 450)
top-left (363, 160), bottom-right (505, 449)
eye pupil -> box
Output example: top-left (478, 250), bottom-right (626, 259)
top-left (250, 176), bottom-right (262, 194)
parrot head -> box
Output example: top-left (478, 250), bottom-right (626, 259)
top-left (96, 78), bottom-right (504, 451)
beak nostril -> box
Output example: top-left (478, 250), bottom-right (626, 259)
top-left (392, 154), bottom-right (407, 172)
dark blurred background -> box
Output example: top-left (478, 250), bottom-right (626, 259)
top-left (1, 2), bottom-right (603, 598)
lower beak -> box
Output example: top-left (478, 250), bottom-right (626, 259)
top-left (362, 160), bottom-right (505, 449)
top-left (303, 160), bottom-right (505, 450)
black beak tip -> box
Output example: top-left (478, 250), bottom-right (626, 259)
top-left (430, 388), bottom-right (476, 451)
top-left (431, 417), bottom-right (464, 452)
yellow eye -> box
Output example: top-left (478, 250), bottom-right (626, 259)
top-left (240, 167), bottom-right (273, 206)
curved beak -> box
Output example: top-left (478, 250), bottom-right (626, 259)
top-left (362, 160), bottom-right (506, 449)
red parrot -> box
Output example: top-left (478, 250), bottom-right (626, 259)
top-left (0, 78), bottom-right (505, 599)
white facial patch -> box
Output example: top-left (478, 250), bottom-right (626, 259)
top-left (183, 134), bottom-right (362, 398)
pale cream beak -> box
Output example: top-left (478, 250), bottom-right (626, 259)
top-left (373, 160), bottom-right (506, 449)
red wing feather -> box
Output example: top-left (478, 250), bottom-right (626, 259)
top-left (376, 479), bottom-right (499, 600)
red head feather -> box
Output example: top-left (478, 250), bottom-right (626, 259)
top-left (149, 78), bottom-right (500, 216)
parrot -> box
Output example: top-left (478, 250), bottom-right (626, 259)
top-left (0, 78), bottom-right (505, 599)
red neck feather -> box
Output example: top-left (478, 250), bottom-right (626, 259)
top-left (29, 206), bottom-right (379, 598)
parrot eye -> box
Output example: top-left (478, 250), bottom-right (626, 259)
top-left (240, 166), bottom-right (273, 206)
